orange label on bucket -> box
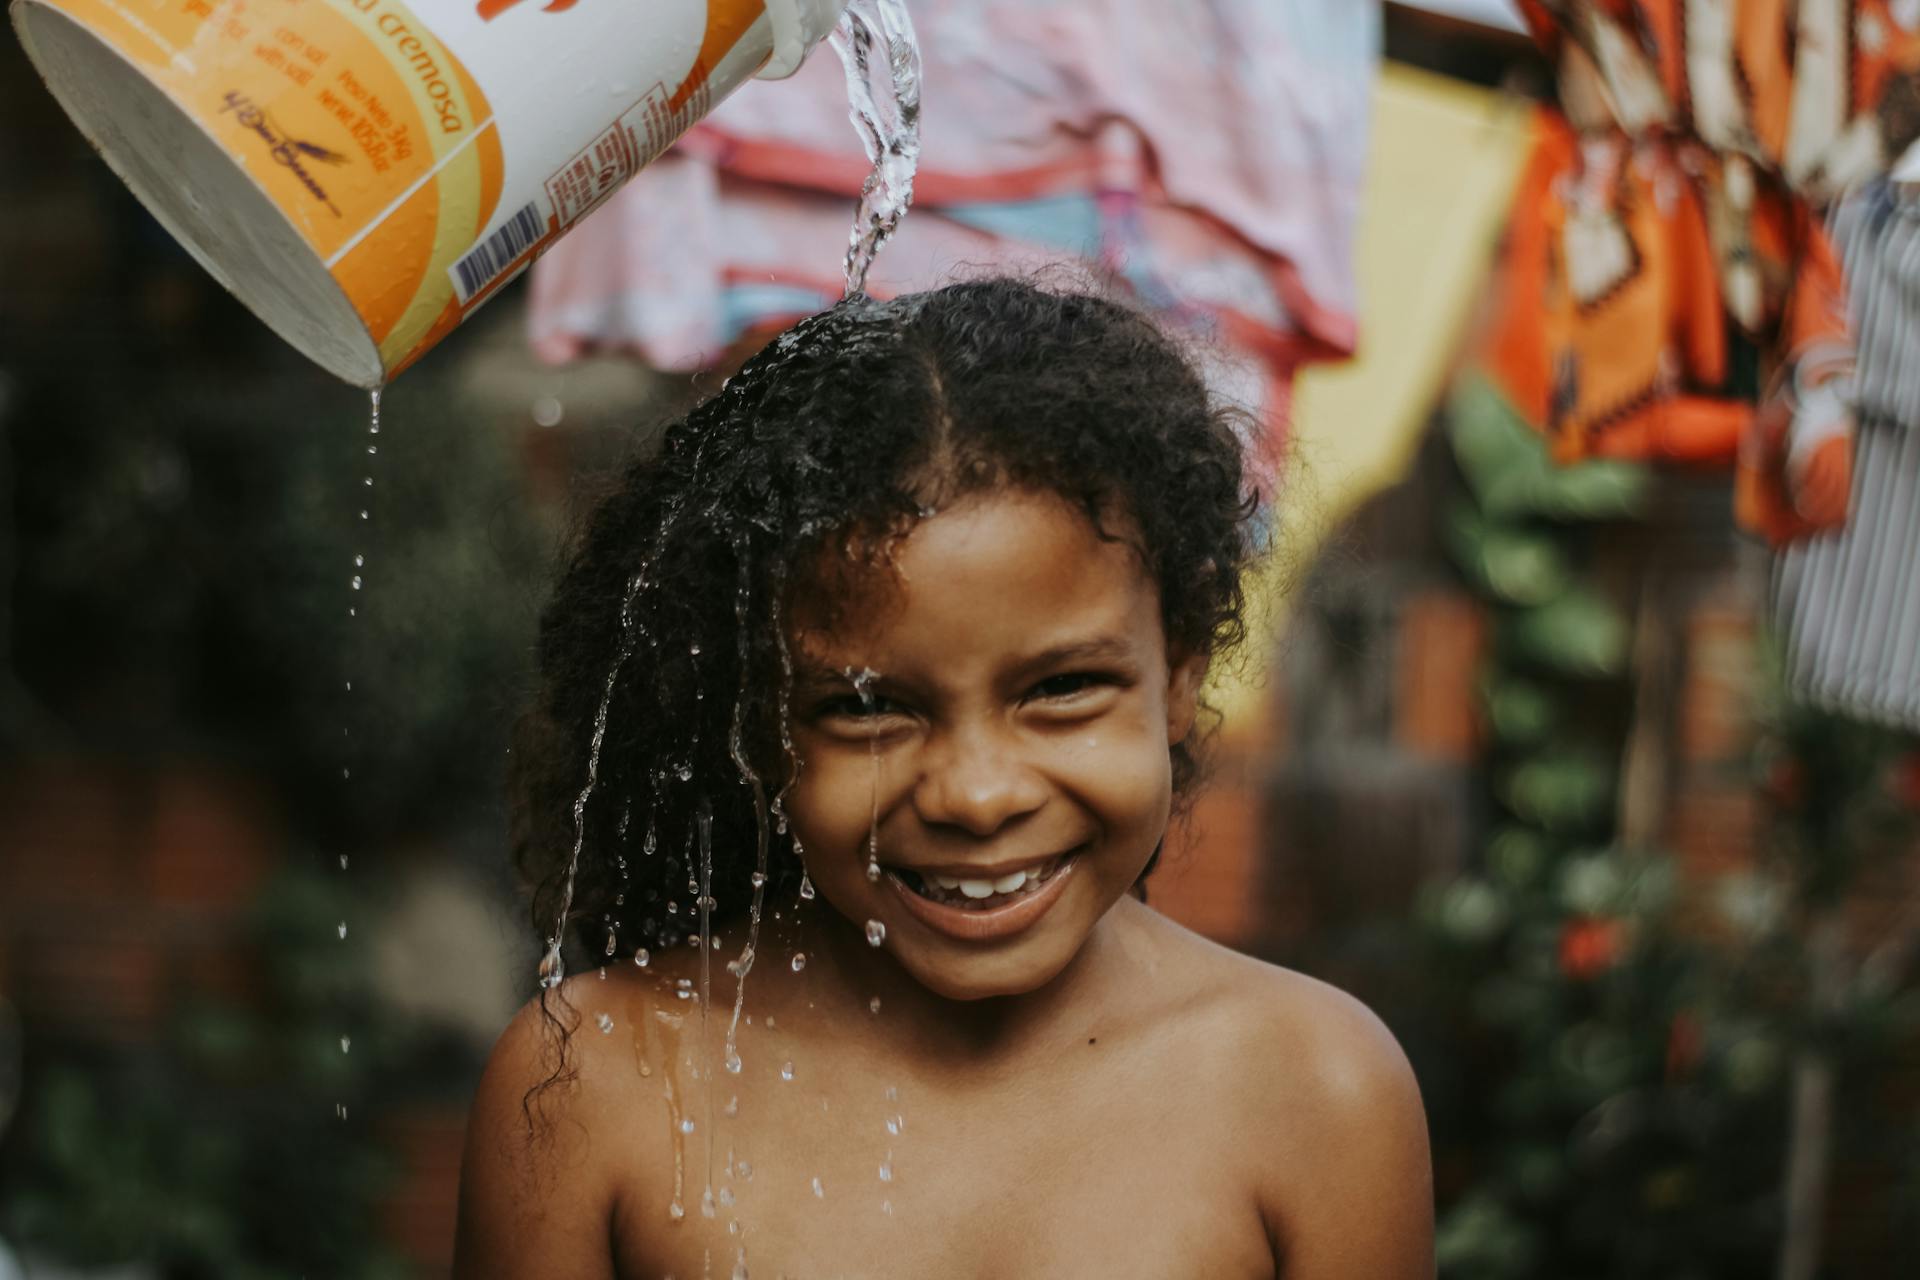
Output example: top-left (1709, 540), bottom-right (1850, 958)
top-left (38, 0), bottom-right (506, 368)
top-left (26, 0), bottom-right (783, 383)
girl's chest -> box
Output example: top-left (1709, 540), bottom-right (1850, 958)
top-left (610, 1052), bottom-right (1275, 1280)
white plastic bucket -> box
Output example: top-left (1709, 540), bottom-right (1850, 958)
top-left (11, 0), bottom-right (846, 386)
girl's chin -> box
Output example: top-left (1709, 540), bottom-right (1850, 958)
top-left (894, 949), bottom-right (1076, 1002)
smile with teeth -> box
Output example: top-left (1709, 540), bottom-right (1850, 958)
top-left (891, 855), bottom-right (1068, 910)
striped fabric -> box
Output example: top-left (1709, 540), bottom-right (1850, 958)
top-left (1774, 422), bottom-right (1920, 729)
top-left (1832, 182), bottom-right (1920, 435)
top-left (1773, 180), bottom-right (1920, 729)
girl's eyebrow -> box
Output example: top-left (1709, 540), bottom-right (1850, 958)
top-left (790, 663), bottom-right (874, 693)
top-left (790, 638), bottom-right (1138, 695)
top-left (1011, 636), bottom-right (1137, 678)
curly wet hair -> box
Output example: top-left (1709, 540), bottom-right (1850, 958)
top-left (510, 276), bottom-right (1261, 986)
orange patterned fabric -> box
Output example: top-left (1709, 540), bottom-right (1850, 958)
top-left (1516, 1), bottom-right (1920, 199)
top-left (1484, 1), bottom-right (1893, 543)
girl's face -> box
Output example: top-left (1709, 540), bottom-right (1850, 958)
top-left (785, 488), bottom-right (1204, 1001)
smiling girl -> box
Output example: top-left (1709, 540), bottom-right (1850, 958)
top-left (453, 279), bottom-right (1433, 1279)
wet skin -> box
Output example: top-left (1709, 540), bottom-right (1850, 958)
top-left (453, 491), bottom-right (1435, 1279)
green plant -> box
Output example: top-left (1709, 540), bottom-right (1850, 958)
top-left (1, 867), bottom-right (417, 1279)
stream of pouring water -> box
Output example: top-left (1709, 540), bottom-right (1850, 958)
top-left (832, 0), bottom-right (922, 297)
top-left (533, 4), bottom-right (923, 1260)
top-left (540, 0), bottom-right (921, 990)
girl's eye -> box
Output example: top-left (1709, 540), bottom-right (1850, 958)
top-left (1027, 672), bottom-right (1112, 702)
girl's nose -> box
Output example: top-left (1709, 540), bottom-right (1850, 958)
top-left (911, 723), bottom-right (1048, 838)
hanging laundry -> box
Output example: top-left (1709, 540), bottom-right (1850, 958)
top-left (1516, 0), bottom-right (1920, 204)
top-left (1773, 420), bottom-right (1920, 729)
top-left (1831, 179), bottom-right (1920, 429)
top-left (524, 0), bottom-right (1378, 455)
top-left (1480, 1), bottom-right (1901, 544)
top-left (1773, 177), bottom-right (1920, 731)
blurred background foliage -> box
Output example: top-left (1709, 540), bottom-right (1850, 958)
top-left (4, 870), bottom-right (409, 1280)
top-left (1305, 375), bottom-right (1920, 1278)
top-left (0, 25), bottom-right (671, 1269)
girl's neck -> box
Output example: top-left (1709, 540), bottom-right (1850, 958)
top-left (772, 897), bottom-right (1141, 1065)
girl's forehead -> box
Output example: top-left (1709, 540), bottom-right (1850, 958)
top-left (787, 489), bottom-right (1163, 667)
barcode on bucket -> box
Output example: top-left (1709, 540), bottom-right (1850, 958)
top-left (450, 202), bottom-right (547, 303)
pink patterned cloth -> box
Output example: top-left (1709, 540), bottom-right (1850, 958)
top-left (525, 0), bottom-right (1378, 444)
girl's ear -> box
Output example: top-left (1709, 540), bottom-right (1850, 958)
top-left (1166, 647), bottom-right (1208, 746)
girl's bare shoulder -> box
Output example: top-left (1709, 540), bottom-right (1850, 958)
top-left (1129, 906), bottom-right (1435, 1276)
top-left (452, 967), bottom-right (682, 1280)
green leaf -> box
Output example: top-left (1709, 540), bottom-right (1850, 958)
top-left (1448, 375), bottom-right (1651, 521)
top-left (1486, 678), bottom-right (1559, 746)
top-left (1448, 503), bottom-right (1571, 605)
top-left (1501, 751), bottom-right (1616, 832)
top-left (1508, 588), bottom-right (1631, 677)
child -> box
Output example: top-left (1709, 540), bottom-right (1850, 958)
top-left (454, 279), bottom-right (1433, 1279)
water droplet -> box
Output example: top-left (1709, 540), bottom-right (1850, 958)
top-left (780, 1061), bottom-right (795, 1081)
top-left (597, 1012), bottom-right (615, 1034)
top-left (676, 763), bottom-right (694, 782)
top-left (690, 642), bottom-right (702, 655)
top-left (884, 1086), bottom-right (899, 1102)
top-left (531, 394), bottom-right (564, 428)
top-left (730, 1255), bottom-right (749, 1280)
top-left (336, 922), bottom-right (348, 940)
top-left (668, 1200), bottom-right (686, 1222)
top-left (339, 1036), bottom-right (351, 1054)
top-left (885, 1115), bottom-right (901, 1136)
top-left (790, 952), bottom-right (807, 972)
top-left (724, 1095), bottom-right (739, 1117)
top-left (879, 1161), bottom-right (893, 1183)
top-left (353, 554), bottom-right (364, 567)
top-left (764, 1015), bottom-right (777, 1029)
top-left (335, 1102), bottom-right (348, 1121)
top-left (798, 874), bottom-right (816, 901)
top-left (350, 575), bottom-right (362, 591)
top-left (811, 1176), bottom-right (825, 1199)
top-left (539, 947), bottom-right (564, 990)
top-left (598, 966), bottom-right (607, 980)
top-left (338, 854), bottom-right (349, 870)
top-left (725, 1046), bottom-right (743, 1074)
top-left (750, 871), bottom-right (767, 888)
top-left (634, 948), bottom-right (650, 967)
top-left (865, 919), bottom-right (887, 947)
top-left (359, 509), bottom-right (369, 520)
top-left (605, 929), bottom-right (618, 957)
top-left (869, 996), bottom-right (882, 1014)
top-left (700, 1186), bottom-right (717, 1218)
top-left (719, 1185), bottom-right (736, 1208)
top-left (882, 1200), bottom-right (894, 1216)
top-left (866, 858), bottom-right (882, 882)
top-left (738, 1159), bottom-right (752, 1180)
